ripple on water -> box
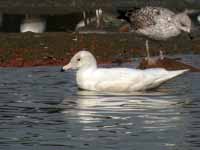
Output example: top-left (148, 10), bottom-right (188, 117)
top-left (0, 55), bottom-right (199, 150)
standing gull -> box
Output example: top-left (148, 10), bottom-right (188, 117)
top-left (117, 6), bottom-right (192, 58)
top-left (61, 50), bottom-right (188, 92)
top-left (20, 15), bottom-right (46, 33)
top-left (76, 8), bottom-right (103, 31)
top-left (198, 14), bottom-right (200, 24)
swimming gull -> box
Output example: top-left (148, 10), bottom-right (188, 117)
top-left (61, 50), bottom-right (189, 92)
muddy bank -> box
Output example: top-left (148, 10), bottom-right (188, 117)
top-left (0, 32), bottom-right (199, 67)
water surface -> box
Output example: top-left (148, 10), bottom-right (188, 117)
top-left (0, 55), bottom-right (200, 150)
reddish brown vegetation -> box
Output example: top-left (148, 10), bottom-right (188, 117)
top-left (0, 47), bottom-right (135, 67)
top-left (138, 57), bottom-right (200, 72)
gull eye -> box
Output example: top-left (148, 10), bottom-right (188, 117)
top-left (77, 58), bottom-right (81, 61)
top-left (181, 22), bottom-right (186, 27)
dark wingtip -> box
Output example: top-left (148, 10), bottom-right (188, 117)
top-left (116, 9), bottom-right (131, 23)
top-left (188, 33), bottom-right (194, 40)
top-left (60, 68), bottom-right (65, 72)
top-left (116, 9), bottom-right (127, 18)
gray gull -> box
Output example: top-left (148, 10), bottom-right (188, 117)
top-left (117, 7), bottom-right (191, 39)
top-left (117, 6), bottom-right (192, 54)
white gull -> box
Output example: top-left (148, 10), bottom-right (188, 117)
top-left (20, 15), bottom-right (46, 33)
top-left (198, 14), bottom-right (200, 24)
top-left (61, 51), bottom-right (189, 92)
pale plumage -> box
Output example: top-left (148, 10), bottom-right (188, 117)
top-left (20, 16), bottom-right (46, 33)
top-left (198, 14), bottom-right (200, 24)
top-left (61, 51), bottom-right (188, 92)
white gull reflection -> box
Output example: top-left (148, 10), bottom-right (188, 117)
top-left (62, 90), bottom-right (190, 148)
top-left (62, 90), bottom-right (186, 127)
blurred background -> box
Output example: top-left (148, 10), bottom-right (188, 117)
top-left (0, 0), bottom-right (199, 67)
top-left (0, 0), bottom-right (199, 32)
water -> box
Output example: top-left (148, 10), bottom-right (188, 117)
top-left (0, 55), bottom-right (199, 150)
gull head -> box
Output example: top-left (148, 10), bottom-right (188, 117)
top-left (174, 12), bottom-right (192, 33)
top-left (61, 50), bottom-right (97, 72)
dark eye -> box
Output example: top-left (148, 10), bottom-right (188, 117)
top-left (77, 58), bottom-right (81, 61)
top-left (181, 22), bottom-right (186, 27)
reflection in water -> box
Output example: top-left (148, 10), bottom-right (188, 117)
top-left (62, 90), bottom-right (190, 149)
top-left (63, 91), bottom-right (179, 123)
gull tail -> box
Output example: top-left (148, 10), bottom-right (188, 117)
top-left (146, 69), bottom-right (189, 90)
top-left (157, 69), bottom-right (189, 84)
top-left (167, 69), bottom-right (189, 78)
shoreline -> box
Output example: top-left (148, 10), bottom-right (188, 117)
top-left (0, 32), bottom-right (199, 67)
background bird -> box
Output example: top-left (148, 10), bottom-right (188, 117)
top-left (117, 6), bottom-right (192, 60)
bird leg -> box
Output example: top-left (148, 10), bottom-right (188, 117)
top-left (159, 50), bottom-right (164, 60)
top-left (96, 8), bottom-right (103, 28)
top-left (145, 40), bottom-right (150, 60)
top-left (83, 11), bottom-right (87, 26)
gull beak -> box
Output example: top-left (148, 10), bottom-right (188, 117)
top-left (188, 33), bottom-right (194, 40)
top-left (185, 28), bottom-right (191, 33)
top-left (180, 26), bottom-right (191, 33)
top-left (60, 63), bottom-right (72, 72)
